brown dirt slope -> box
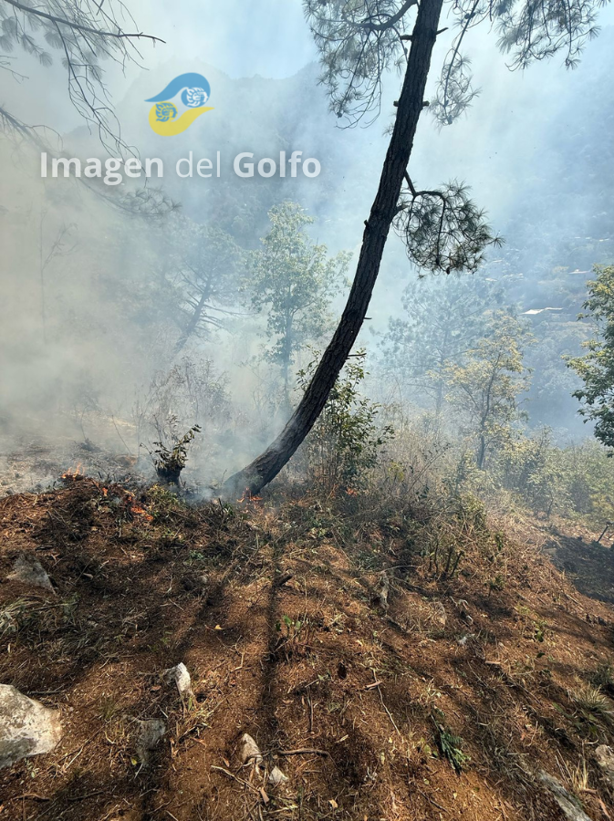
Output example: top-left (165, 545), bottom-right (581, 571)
top-left (0, 477), bottom-right (613, 821)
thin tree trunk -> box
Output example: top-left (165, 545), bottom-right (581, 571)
top-left (476, 354), bottom-right (500, 469)
top-left (476, 434), bottom-right (486, 470)
top-left (175, 280), bottom-right (212, 355)
top-left (282, 311), bottom-right (293, 411)
top-left (223, 0), bottom-right (444, 497)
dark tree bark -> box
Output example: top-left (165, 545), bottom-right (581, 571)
top-left (224, 0), bottom-right (444, 498)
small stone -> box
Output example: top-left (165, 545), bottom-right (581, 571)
top-left (432, 601), bottom-right (447, 627)
top-left (241, 733), bottom-right (263, 767)
top-left (595, 745), bottom-right (614, 789)
top-left (268, 765), bottom-right (288, 786)
top-left (162, 663), bottom-right (193, 698)
top-left (0, 685), bottom-right (62, 768)
top-left (7, 554), bottom-right (54, 592)
top-left (181, 572), bottom-right (209, 593)
top-left (376, 571), bottom-right (390, 611)
top-left (136, 718), bottom-right (166, 764)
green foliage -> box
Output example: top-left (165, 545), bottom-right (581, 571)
top-left (0, 1), bottom-right (158, 152)
top-left (498, 428), bottom-right (559, 514)
top-left (303, 0), bottom-right (408, 123)
top-left (498, 433), bottom-right (614, 520)
top-left (154, 216), bottom-right (245, 352)
top-left (148, 484), bottom-right (184, 522)
top-left (248, 201), bottom-right (350, 398)
top-left (394, 182), bottom-right (502, 275)
top-left (425, 492), bottom-right (490, 579)
top-left (299, 350), bottom-right (393, 493)
top-left (135, 358), bottom-right (230, 481)
top-left (305, 0), bottom-right (605, 127)
top-left (444, 312), bottom-right (533, 468)
top-left (589, 662), bottom-right (614, 690)
top-left (432, 709), bottom-right (470, 773)
top-left (573, 684), bottom-right (613, 721)
top-left (568, 265), bottom-right (614, 450)
top-left (276, 614), bottom-right (304, 638)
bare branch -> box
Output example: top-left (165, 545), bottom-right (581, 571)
top-left (1, 0), bottom-right (165, 44)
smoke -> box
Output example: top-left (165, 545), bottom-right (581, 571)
top-left (1, 1), bottom-right (614, 488)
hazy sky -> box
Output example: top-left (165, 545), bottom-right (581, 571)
top-left (127, 0), bottom-right (614, 80)
top-left (128, 0), bottom-right (318, 78)
top-left (5, 1), bottom-right (614, 142)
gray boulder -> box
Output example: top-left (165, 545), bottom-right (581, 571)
top-left (268, 765), bottom-right (288, 786)
top-left (241, 733), bottom-right (263, 767)
top-left (162, 662), bottom-right (194, 698)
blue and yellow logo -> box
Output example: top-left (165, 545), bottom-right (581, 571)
top-left (146, 72), bottom-right (213, 136)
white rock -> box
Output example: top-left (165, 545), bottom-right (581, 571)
top-left (595, 745), bottom-right (614, 789)
top-left (0, 684), bottom-right (62, 768)
top-left (162, 663), bottom-right (193, 698)
top-left (539, 771), bottom-right (593, 821)
top-left (7, 554), bottom-right (54, 592)
top-left (268, 765), bottom-right (288, 786)
top-left (241, 733), bottom-right (263, 766)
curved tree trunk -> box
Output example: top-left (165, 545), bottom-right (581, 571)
top-left (224, 0), bottom-right (444, 498)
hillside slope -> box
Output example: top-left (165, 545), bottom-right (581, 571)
top-left (1, 477), bottom-right (613, 820)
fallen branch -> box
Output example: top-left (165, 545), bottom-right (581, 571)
top-left (278, 748), bottom-right (329, 757)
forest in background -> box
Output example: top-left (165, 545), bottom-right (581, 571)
top-left (1, 6), bottom-right (614, 530)
top-left (3, 38), bottom-right (614, 529)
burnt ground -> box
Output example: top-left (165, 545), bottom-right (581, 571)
top-left (0, 433), bottom-right (146, 498)
top-left (0, 477), bottom-right (614, 821)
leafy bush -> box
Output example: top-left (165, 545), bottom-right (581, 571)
top-left (498, 429), bottom-right (558, 514)
top-left (298, 350), bottom-right (393, 493)
top-left (432, 709), bottom-right (470, 773)
top-left (496, 431), bottom-right (614, 520)
top-left (152, 420), bottom-right (201, 484)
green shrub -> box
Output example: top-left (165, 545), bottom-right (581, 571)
top-left (298, 350), bottom-right (393, 493)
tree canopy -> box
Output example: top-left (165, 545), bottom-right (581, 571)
top-left (249, 201), bottom-right (351, 400)
top-left (568, 265), bottom-right (614, 449)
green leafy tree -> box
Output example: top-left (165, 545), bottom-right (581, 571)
top-left (498, 429), bottom-right (559, 515)
top-left (249, 202), bottom-right (350, 404)
top-left (155, 215), bottom-right (245, 354)
top-left (568, 265), bottom-right (614, 449)
top-left (380, 275), bottom-right (505, 415)
top-left (445, 313), bottom-right (532, 469)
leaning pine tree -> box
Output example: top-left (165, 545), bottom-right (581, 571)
top-left (224, 0), bottom-right (607, 497)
